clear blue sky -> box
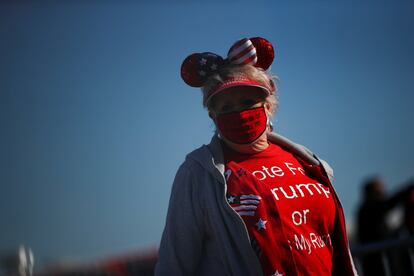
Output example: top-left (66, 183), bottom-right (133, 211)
top-left (1, 0), bottom-right (413, 268)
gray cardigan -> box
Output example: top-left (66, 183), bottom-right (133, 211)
top-left (155, 133), bottom-right (356, 276)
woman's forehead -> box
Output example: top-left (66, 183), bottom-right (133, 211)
top-left (211, 86), bottom-right (266, 102)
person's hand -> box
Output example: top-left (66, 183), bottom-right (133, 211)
top-left (404, 178), bottom-right (414, 194)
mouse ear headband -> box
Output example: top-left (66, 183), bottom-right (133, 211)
top-left (181, 37), bottom-right (275, 88)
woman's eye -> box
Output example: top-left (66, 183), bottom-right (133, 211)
top-left (242, 99), bottom-right (255, 107)
top-left (220, 104), bottom-right (231, 112)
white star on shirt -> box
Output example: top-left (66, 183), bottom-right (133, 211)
top-left (227, 196), bottom-right (235, 203)
top-left (210, 63), bottom-right (218, 70)
top-left (199, 58), bottom-right (207, 65)
top-left (198, 70), bottom-right (206, 76)
top-left (255, 218), bottom-right (267, 230)
top-left (271, 270), bottom-right (283, 276)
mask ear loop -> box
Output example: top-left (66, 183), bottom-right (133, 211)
top-left (210, 111), bottom-right (223, 140)
top-left (268, 120), bottom-right (274, 132)
top-left (263, 103), bottom-right (273, 133)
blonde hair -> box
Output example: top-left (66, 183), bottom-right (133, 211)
top-left (202, 64), bottom-right (279, 116)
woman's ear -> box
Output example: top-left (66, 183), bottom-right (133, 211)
top-left (208, 110), bottom-right (216, 120)
top-left (264, 102), bottom-right (272, 115)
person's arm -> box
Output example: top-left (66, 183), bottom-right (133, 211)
top-left (379, 183), bottom-right (414, 213)
top-left (155, 163), bottom-right (205, 275)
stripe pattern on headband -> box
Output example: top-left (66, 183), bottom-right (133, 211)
top-left (228, 38), bottom-right (257, 66)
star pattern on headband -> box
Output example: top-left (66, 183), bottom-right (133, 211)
top-left (196, 53), bottom-right (223, 80)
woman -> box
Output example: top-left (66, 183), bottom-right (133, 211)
top-left (156, 37), bottom-right (357, 276)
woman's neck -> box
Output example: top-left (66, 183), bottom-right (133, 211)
top-left (222, 132), bottom-right (269, 154)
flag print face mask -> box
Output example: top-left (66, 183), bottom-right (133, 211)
top-left (216, 106), bottom-right (268, 145)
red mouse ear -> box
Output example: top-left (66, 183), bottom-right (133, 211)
top-left (181, 53), bottom-right (204, 87)
top-left (250, 37), bottom-right (275, 70)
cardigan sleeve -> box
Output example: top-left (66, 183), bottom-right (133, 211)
top-left (155, 163), bottom-right (205, 275)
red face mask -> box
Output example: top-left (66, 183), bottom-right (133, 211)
top-left (216, 106), bottom-right (268, 144)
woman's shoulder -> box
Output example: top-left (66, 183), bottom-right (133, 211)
top-left (171, 144), bottom-right (220, 200)
top-left (173, 144), bottom-right (216, 178)
top-left (176, 139), bottom-right (225, 185)
top-left (184, 137), bottom-right (223, 169)
top-left (268, 132), bottom-right (334, 181)
top-left (182, 144), bottom-right (212, 168)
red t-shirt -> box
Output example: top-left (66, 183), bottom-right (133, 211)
top-left (223, 142), bottom-right (336, 276)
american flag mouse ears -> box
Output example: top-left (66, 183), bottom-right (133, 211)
top-left (181, 52), bottom-right (225, 87)
top-left (180, 37), bottom-right (275, 87)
